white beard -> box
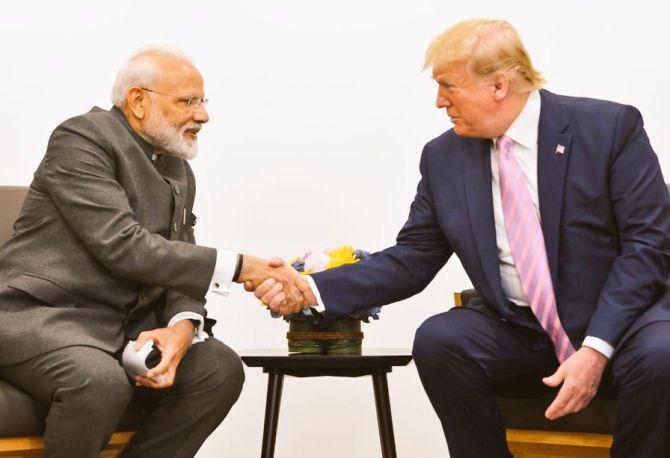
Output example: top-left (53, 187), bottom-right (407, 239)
top-left (143, 104), bottom-right (201, 160)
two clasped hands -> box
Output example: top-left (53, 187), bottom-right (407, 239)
top-left (237, 255), bottom-right (316, 315)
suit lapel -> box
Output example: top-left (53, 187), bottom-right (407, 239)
top-left (460, 138), bottom-right (507, 305)
top-left (537, 90), bottom-right (572, 290)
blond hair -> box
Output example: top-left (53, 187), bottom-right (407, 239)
top-left (424, 19), bottom-right (545, 91)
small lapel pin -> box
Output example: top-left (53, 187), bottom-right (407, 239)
top-left (555, 144), bottom-right (565, 155)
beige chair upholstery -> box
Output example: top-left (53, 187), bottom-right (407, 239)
top-left (0, 186), bottom-right (28, 246)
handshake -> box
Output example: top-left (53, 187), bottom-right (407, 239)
top-left (236, 255), bottom-right (318, 316)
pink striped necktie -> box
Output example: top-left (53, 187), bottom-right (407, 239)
top-left (497, 135), bottom-right (575, 363)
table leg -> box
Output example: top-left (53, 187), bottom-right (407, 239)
top-left (261, 371), bottom-right (284, 458)
top-left (372, 371), bottom-right (397, 458)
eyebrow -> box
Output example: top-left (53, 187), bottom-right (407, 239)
top-left (435, 77), bottom-right (456, 85)
top-left (178, 93), bottom-right (206, 99)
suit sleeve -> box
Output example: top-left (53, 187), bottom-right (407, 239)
top-left (162, 290), bottom-right (216, 338)
top-left (312, 146), bottom-right (453, 323)
top-left (36, 120), bottom-right (217, 299)
top-left (586, 106), bottom-right (670, 347)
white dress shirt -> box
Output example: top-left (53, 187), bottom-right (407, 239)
top-left (309, 90), bottom-right (614, 359)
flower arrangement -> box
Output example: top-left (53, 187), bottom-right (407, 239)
top-left (269, 245), bottom-right (381, 323)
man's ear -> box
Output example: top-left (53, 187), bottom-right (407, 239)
top-left (125, 87), bottom-right (147, 120)
top-left (492, 72), bottom-right (510, 102)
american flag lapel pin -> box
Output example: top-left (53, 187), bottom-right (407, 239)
top-left (555, 144), bottom-right (565, 155)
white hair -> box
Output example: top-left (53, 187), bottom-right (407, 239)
top-left (143, 101), bottom-right (201, 160)
top-left (111, 44), bottom-right (194, 107)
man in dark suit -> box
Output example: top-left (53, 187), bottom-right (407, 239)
top-left (0, 46), bottom-right (304, 457)
top-left (254, 19), bottom-right (670, 457)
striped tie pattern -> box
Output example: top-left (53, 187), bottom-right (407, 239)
top-left (497, 135), bottom-right (575, 363)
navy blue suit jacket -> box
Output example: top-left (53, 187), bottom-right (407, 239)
top-left (312, 90), bottom-right (670, 351)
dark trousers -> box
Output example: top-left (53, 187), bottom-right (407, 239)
top-left (412, 306), bottom-right (670, 458)
top-left (0, 338), bottom-right (244, 458)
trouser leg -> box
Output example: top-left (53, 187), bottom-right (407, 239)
top-left (412, 307), bottom-right (558, 458)
top-left (610, 321), bottom-right (670, 458)
top-left (0, 346), bottom-right (133, 458)
top-left (121, 338), bottom-right (245, 458)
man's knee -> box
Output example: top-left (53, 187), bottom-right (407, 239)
top-left (210, 340), bottom-right (245, 401)
top-left (413, 311), bottom-right (465, 365)
top-left (183, 339), bottom-right (245, 403)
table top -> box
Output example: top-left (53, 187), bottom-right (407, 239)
top-left (240, 349), bottom-right (413, 370)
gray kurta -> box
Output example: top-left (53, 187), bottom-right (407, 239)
top-left (0, 106), bottom-right (217, 365)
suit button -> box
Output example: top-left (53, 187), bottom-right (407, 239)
top-left (173, 222), bottom-right (178, 232)
top-left (174, 185), bottom-right (180, 195)
top-left (500, 317), bottom-right (508, 323)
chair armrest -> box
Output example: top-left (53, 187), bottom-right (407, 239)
top-left (454, 289), bottom-right (480, 307)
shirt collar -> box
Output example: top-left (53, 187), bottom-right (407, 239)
top-left (496, 90), bottom-right (541, 150)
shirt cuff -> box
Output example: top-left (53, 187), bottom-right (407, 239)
top-left (210, 249), bottom-right (238, 296)
top-left (582, 336), bottom-right (614, 359)
top-left (305, 275), bottom-right (326, 312)
top-left (168, 312), bottom-right (208, 344)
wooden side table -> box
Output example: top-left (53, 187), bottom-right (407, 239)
top-left (241, 349), bottom-right (413, 458)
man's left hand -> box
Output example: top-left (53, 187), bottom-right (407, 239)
top-left (134, 320), bottom-right (195, 389)
top-left (542, 346), bottom-right (608, 420)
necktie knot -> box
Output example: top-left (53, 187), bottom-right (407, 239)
top-left (496, 135), bottom-right (514, 156)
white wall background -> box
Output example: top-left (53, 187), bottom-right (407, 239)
top-left (2, 1), bottom-right (669, 456)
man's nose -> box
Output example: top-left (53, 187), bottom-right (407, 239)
top-left (436, 92), bottom-right (452, 109)
top-left (193, 104), bottom-right (209, 124)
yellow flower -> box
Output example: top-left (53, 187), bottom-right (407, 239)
top-left (326, 245), bottom-right (359, 269)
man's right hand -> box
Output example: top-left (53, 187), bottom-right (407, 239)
top-left (237, 256), bottom-right (316, 315)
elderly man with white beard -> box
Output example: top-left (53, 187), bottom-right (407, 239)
top-left (0, 46), bottom-right (306, 457)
